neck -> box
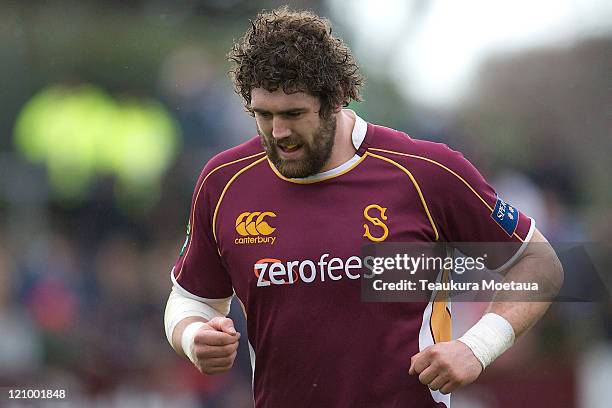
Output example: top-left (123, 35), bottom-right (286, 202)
top-left (320, 109), bottom-right (357, 172)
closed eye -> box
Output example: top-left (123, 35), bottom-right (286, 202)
top-left (284, 112), bottom-right (302, 118)
top-left (255, 112), bottom-right (272, 119)
top-left (253, 110), bottom-right (305, 119)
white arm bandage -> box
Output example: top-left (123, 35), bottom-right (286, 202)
top-left (164, 286), bottom-right (233, 349)
top-left (458, 313), bottom-right (516, 369)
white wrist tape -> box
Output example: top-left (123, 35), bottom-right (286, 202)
top-left (458, 313), bottom-right (515, 369)
top-left (182, 322), bottom-right (206, 364)
top-left (164, 286), bottom-right (233, 352)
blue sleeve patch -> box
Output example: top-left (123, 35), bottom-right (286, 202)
top-left (491, 196), bottom-right (519, 236)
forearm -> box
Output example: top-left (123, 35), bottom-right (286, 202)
top-left (488, 302), bottom-right (547, 341)
top-left (458, 229), bottom-right (563, 369)
top-left (164, 287), bottom-right (233, 357)
top-left (487, 229), bottom-right (564, 338)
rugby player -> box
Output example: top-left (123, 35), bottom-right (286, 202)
top-left (164, 7), bottom-right (564, 407)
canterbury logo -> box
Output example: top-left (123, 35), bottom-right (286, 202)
top-left (363, 204), bottom-right (389, 242)
top-left (236, 211), bottom-right (276, 236)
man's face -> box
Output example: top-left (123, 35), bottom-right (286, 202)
top-left (251, 88), bottom-right (336, 178)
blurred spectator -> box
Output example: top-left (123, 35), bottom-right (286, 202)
top-left (0, 234), bottom-right (43, 379)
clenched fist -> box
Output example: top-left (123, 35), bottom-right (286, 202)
top-left (189, 317), bottom-right (240, 375)
top-left (409, 340), bottom-right (483, 394)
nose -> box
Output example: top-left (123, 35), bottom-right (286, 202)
top-left (272, 116), bottom-right (291, 140)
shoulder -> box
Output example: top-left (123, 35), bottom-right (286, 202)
top-left (197, 136), bottom-right (267, 189)
top-left (366, 123), bottom-right (476, 179)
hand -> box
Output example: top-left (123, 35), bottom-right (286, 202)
top-left (409, 340), bottom-right (483, 394)
top-left (191, 317), bottom-right (240, 375)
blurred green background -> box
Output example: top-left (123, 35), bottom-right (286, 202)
top-left (0, 1), bottom-right (610, 407)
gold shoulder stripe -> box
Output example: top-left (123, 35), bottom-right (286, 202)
top-left (212, 156), bottom-right (268, 243)
top-left (365, 151), bottom-right (439, 241)
top-left (369, 147), bottom-right (524, 242)
top-left (175, 151), bottom-right (266, 280)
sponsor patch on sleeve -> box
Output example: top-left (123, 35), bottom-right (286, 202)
top-left (491, 196), bottom-right (519, 236)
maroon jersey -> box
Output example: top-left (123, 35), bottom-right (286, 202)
top-left (171, 114), bottom-right (534, 407)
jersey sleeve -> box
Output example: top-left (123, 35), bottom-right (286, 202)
top-left (421, 144), bottom-right (535, 270)
top-left (171, 164), bottom-right (234, 300)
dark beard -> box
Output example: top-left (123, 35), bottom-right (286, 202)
top-left (260, 116), bottom-right (337, 178)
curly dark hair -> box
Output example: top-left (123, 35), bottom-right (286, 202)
top-left (228, 6), bottom-right (364, 119)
